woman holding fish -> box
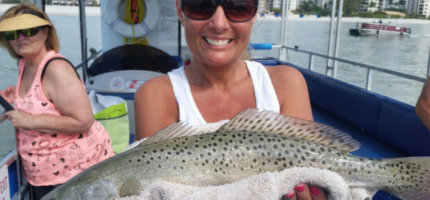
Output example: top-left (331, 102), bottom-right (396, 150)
top-left (135, 0), bottom-right (325, 199)
top-left (0, 4), bottom-right (114, 200)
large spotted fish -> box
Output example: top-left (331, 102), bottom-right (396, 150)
top-left (42, 109), bottom-right (430, 200)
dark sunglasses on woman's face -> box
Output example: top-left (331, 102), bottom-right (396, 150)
top-left (2, 26), bottom-right (44, 41)
top-left (181, 0), bottom-right (258, 22)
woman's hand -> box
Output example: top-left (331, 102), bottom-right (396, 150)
top-left (0, 86), bottom-right (16, 123)
top-left (0, 86), bottom-right (16, 104)
top-left (284, 183), bottom-right (327, 200)
top-left (0, 112), bottom-right (7, 123)
top-left (5, 110), bottom-right (34, 129)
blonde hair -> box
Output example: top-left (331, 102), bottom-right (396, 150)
top-left (0, 3), bottom-right (59, 59)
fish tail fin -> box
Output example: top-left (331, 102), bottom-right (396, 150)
top-left (384, 157), bottom-right (430, 200)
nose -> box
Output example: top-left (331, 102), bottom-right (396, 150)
top-left (209, 6), bottom-right (229, 31)
top-left (17, 31), bottom-right (26, 40)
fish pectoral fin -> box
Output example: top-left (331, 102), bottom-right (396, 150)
top-left (120, 177), bottom-right (144, 197)
top-left (220, 109), bottom-right (360, 153)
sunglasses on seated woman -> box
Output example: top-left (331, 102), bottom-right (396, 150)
top-left (181, 0), bottom-right (258, 22)
top-left (2, 26), bottom-right (44, 41)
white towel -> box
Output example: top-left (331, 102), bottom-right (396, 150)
top-left (116, 167), bottom-right (374, 200)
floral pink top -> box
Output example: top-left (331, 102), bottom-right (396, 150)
top-left (14, 51), bottom-right (114, 186)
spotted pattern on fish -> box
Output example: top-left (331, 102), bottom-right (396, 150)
top-left (42, 109), bottom-right (430, 200)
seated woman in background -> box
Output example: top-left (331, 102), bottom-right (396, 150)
top-left (0, 3), bottom-right (113, 200)
top-left (135, 0), bottom-right (325, 199)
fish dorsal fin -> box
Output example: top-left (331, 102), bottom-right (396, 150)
top-left (219, 109), bottom-right (360, 153)
top-left (140, 121), bottom-right (223, 146)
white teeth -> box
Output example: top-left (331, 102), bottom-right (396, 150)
top-left (205, 38), bottom-right (230, 46)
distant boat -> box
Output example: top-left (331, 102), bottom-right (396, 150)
top-left (349, 21), bottom-right (411, 36)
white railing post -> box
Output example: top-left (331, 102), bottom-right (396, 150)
top-left (279, 0), bottom-right (289, 61)
top-left (427, 48), bottom-right (430, 77)
top-left (333, 0), bottom-right (343, 79)
top-left (366, 69), bottom-right (373, 91)
top-left (326, 0), bottom-right (337, 74)
top-left (308, 54), bottom-right (314, 71)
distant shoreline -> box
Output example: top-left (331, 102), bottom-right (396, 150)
top-left (258, 14), bottom-right (430, 24)
top-left (1, 4), bottom-right (430, 24)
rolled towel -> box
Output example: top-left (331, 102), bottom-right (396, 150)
top-left (116, 167), bottom-right (373, 200)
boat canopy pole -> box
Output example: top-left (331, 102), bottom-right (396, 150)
top-left (78, 0), bottom-right (88, 82)
top-left (326, 0), bottom-right (343, 77)
top-left (30, 0), bottom-right (45, 11)
top-left (333, 0), bottom-right (343, 78)
top-left (178, 19), bottom-right (181, 57)
top-left (326, 0), bottom-right (337, 76)
top-left (39, 0), bottom-right (45, 11)
top-left (280, 0), bottom-right (289, 61)
top-left (427, 50), bottom-right (430, 77)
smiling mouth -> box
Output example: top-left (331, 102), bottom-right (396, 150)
top-left (204, 37), bottom-right (232, 46)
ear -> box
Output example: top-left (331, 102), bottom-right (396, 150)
top-left (176, 0), bottom-right (184, 26)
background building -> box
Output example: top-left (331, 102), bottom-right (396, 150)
top-left (260, 0), bottom-right (297, 12)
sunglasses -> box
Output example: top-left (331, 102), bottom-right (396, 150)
top-left (2, 27), bottom-right (44, 41)
top-left (181, 0), bottom-right (258, 22)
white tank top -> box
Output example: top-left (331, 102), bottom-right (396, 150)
top-left (167, 60), bottom-right (280, 126)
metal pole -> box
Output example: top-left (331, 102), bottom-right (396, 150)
top-left (326, 0), bottom-right (337, 76)
top-left (78, 0), bottom-right (88, 82)
top-left (178, 20), bottom-right (182, 57)
top-left (40, 0), bottom-right (45, 11)
top-left (427, 48), bottom-right (430, 77)
top-left (280, 0), bottom-right (289, 61)
top-left (333, 0), bottom-right (343, 78)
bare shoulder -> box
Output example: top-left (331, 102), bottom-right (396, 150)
top-left (43, 59), bottom-right (79, 81)
top-left (135, 75), bottom-right (178, 138)
top-left (265, 64), bottom-right (306, 87)
top-left (42, 58), bottom-right (84, 100)
top-left (265, 64), bottom-right (313, 120)
top-left (135, 75), bottom-right (174, 101)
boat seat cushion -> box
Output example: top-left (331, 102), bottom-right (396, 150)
top-left (256, 59), bottom-right (381, 134)
top-left (298, 68), bottom-right (381, 134)
top-left (88, 44), bottom-right (179, 76)
top-left (377, 97), bottom-right (430, 156)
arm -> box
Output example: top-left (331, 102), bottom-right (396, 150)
top-left (267, 65), bottom-right (313, 121)
top-left (6, 60), bottom-right (93, 134)
top-left (416, 77), bottom-right (430, 130)
top-left (134, 76), bottom-right (178, 140)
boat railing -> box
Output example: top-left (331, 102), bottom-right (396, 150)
top-left (74, 48), bottom-right (102, 71)
top-left (75, 48), bottom-right (102, 81)
top-left (79, 42), bottom-right (426, 98)
top-left (251, 43), bottom-right (426, 92)
top-left (0, 149), bottom-right (24, 200)
top-left (282, 46), bottom-right (426, 90)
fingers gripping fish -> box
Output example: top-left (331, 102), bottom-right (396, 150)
top-left (42, 109), bottom-right (430, 200)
